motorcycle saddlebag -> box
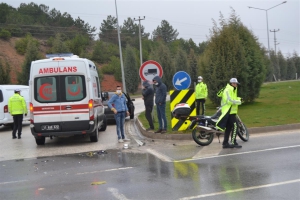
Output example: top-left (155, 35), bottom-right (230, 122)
top-left (172, 103), bottom-right (191, 119)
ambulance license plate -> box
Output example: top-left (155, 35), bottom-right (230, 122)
top-left (41, 125), bottom-right (60, 131)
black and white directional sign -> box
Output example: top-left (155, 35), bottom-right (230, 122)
top-left (172, 71), bottom-right (191, 90)
top-left (139, 60), bottom-right (163, 83)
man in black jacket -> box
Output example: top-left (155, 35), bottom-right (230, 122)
top-left (152, 76), bottom-right (167, 133)
top-left (142, 80), bottom-right (154, 131)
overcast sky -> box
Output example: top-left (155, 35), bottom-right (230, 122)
top-left (7, 0), bottom-right (300, 56)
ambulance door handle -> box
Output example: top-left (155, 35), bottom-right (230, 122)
top-left (65, 105), bottom-right (72, 109)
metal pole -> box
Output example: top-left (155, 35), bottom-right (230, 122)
top-left (115, 0), bottom-right (126, 93)
top-left (138, 17), bottom-right (143, 67)
top-left (248, 1), bottom-right (287, 58)
top-left (134, 16), bottom-right (145, 89)
top-left (266, 10), bottom-right (270, 58)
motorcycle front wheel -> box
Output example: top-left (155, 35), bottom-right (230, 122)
top-left (192, 128), bottom-right (214, 146)
top-left (236, 117), bottom-right (249, 142)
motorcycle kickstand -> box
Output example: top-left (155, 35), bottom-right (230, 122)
top-left (216, 132), bottom-right (221, 143)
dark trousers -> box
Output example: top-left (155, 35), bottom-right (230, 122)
top-left (145, 105), bottom-right (154, 129)
top-left (12, 114), bottom-right (23, 137)
top-left (223, 114), bottom-right (238, 145)
top-left (196, 99), bottom-right (206, 115)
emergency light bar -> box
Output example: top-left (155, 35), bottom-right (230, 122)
top-left (46, 53), bottom-right (74, 58)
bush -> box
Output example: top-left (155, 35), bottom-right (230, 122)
top-left (15, 34), bottom-right (39, 55)
top-left (101, 63), bottom-right (115, 74)
top-left (0, 29), bottom-right (11, 40)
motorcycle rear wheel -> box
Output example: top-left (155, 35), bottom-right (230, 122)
top-left (237, 119), bottom-right (249, 142)
top-left (192, 128), bottom-right (214, 146)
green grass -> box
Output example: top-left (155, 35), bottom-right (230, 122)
top-left (138, 81), bottom-right (300, 133)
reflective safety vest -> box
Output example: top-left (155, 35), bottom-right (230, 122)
top-left (216, 84), bottom-right (242, 131)
top-left (195, 82), bottom-right (208, 99)
top-left (8, 93), bottom-right (27, 115)
top-left (220, 84), bottom-right (241, 114)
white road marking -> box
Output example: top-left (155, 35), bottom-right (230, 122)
top-left (147, 148), bottom-right (173, 162)
top-left (174, 144), bottom-right (300, 162)
top-left (179, 179), bottom-right (300, 200)
top-left (0, 180), bottom-right (28, 185)
top-left (76, 167), bottom-right (133, 175)
top-left (108, 187), bottom-right (130, 200)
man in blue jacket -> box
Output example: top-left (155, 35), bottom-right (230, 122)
top-left (107, 86), bottom-right (130, 143)
top-left (152, 76), bottom-right (167, 133)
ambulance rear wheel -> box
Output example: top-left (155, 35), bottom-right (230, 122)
top-left (35, 136), bottom-right (45, 145)
top-left (99, 116), bottom-right (107, 131)
top-left (90, 126), bottom-right (99, 142)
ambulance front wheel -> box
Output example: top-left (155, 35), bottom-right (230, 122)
top-left (35, 136), bottom-right (45, 145)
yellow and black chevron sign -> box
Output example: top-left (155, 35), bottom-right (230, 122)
top-left (170, 89), bottom-right (196, 131)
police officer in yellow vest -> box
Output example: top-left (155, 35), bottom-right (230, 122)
top-left (8, 89), bottom-right (27, 139)
top-left (195, 76), bottom-right (208, 115)
top-left (216, 78), bottom-right (242, 149)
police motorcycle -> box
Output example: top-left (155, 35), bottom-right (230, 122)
top-left (172, 103), bottom-right (249, 146)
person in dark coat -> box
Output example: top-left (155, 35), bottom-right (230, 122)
top-left (152, 76), bottom-right (167, 133)
top-left (142, 80), bottom-right (154, 131)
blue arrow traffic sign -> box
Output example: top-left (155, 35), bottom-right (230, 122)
top-left (172, 71), bottom-right (191, 90)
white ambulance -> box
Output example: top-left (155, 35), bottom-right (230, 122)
top-left (29, 54), bottom-right (107, 145)
top-left (0, 85), bottom-right (30, 128)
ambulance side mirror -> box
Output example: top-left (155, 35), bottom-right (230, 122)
top-left (101, 92), bottom-right (109, 101)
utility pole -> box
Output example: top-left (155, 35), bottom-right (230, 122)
top-left (270, 29), bottom-right (280, 81)
top-left (270, 29), bottom-right (280, 55)
top-left (134, 16), bottom-right (145, 67)
top-left (134, 16), bottom-right (145, 87)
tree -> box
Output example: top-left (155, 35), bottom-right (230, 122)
top-left (124, 45), bottom-right (139, 94)
top-left (100, 56), bottom-right (122, 82)
top-left (150, 41), bottom-right (175, 90)
top-left (198, 41), bottom-right (208, 55)
top-left (0, 59), bottom-right (11, 84)
top-left (92, 40), bottom-right (119, 64)
top-left (174, 48), bottom-right (189, 73)
top-left (199, 9), bottom-right (266, 105)
top-left (108, 56), bottom-right (122, 82)
top-left (67, 34), bottom-right (90, 56)
top-left (286, 56), bottom-right (296, 80)
top-left (152, 20), bottom-right (179, 43)
top-left (269, 50), bottom-right (279, 81)
top-left (291, 51), bottom-right (300, 78)
top-left (0, 29), bottom-right (11, 40)
top-left (0, 3), bottom-right (14, 23)
top-left (188, 49), bottom-right (198, 83)
top-left (120, 17), bottom-right (150, 49)
top-left (15, 33), bottom-right (39, 55)
top-left (18, 40), bottom-right (42, 85)
top-left (74, 17), bottom-right (96, 39)
top-left (99, 15), bottom-right (118, 45)
top-left (50, 33), bottom-right (69, 53)
top-left (277, 51), bottom-right (287, 80)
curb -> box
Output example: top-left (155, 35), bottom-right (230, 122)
top-left (135, 116), bottom-right (300, 140)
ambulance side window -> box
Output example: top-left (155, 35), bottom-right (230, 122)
top-left (95, 77), bottom-right (100, 98)
top-left (35, 77), bottom-right (57, 102)
top-left (0, 90), bottom-right (3, 102)
top-left (65, 75), bottom-right (85, 101)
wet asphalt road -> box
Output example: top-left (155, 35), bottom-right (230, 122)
top-left (0, 97), bottom-right (300, 199)
top-left (1, 126), bottom-right (299, 199)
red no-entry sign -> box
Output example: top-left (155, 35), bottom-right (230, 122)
top-left (139, 60), bottom-right (163, 83)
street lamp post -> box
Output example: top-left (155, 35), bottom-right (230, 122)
top-left (248, 1), bottom-right (287, 58)
top-left (115, 0), bottom-right (126, 93)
